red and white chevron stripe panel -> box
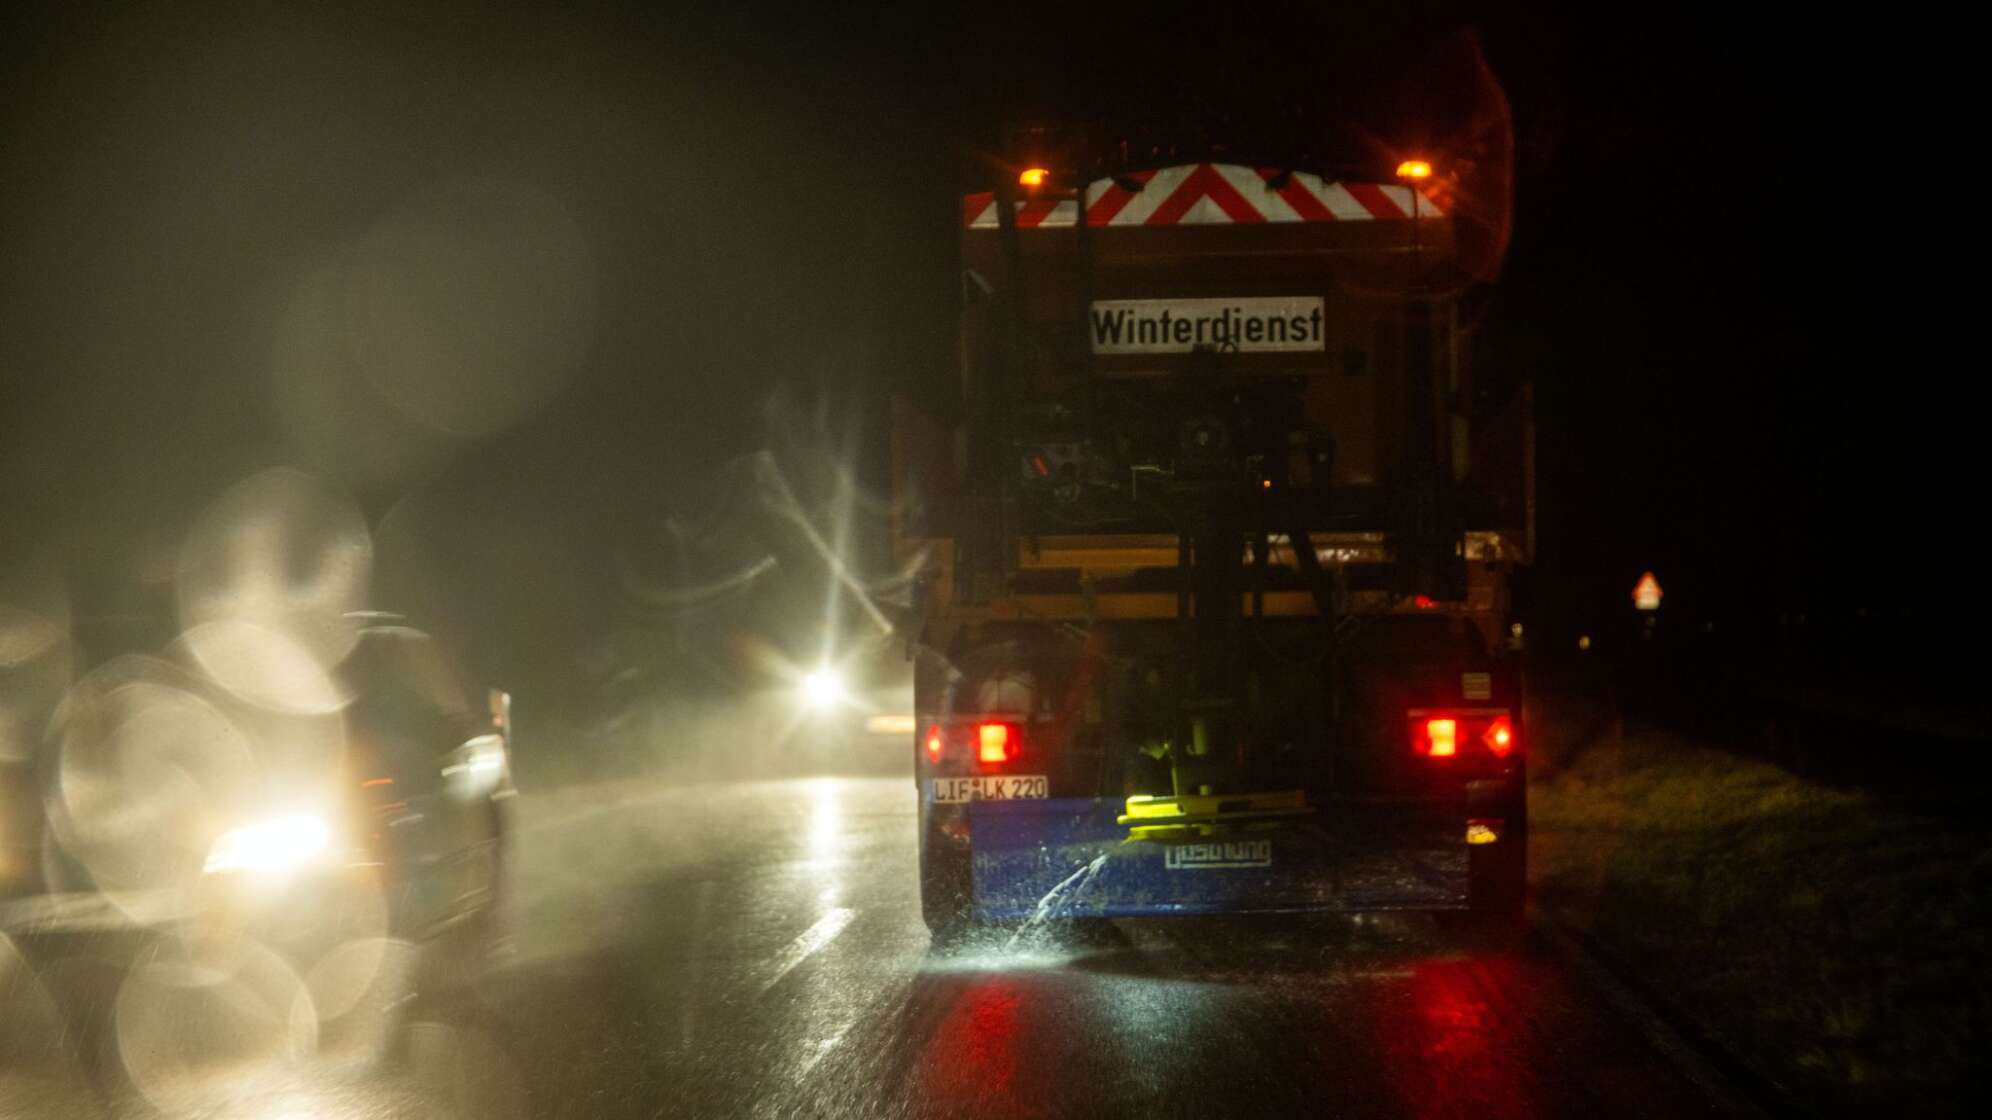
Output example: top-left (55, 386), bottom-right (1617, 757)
top-left (963, 164), bottom-right (1444, 230)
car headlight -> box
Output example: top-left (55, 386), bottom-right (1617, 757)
top-left (202, 814), bottom-right (330, 874)
top-left (801, 667), bottom-right (846, 710)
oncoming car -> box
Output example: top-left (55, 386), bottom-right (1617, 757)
top-left (1, 614), bottom-right (514, 1025)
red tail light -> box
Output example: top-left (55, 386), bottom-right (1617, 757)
top-left (1410, 710), bottom-right (1516, 762)
top-left (924, 724), bottom-right (944, 763)
top-left (977, 722), bottom-right (1011, 764)
top-left (1424, 718), bottom-right (1458, 757)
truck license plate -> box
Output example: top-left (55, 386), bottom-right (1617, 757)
top-left (931, 775), bottom-right (1049, 803)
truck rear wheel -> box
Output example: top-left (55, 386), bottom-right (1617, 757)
top-left (918, 829), bottom-right (974, 938)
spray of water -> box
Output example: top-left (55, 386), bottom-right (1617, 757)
top-left (1004, 854), bottom-right (1109, 952)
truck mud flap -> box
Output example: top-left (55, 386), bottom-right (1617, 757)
top-left (968, 797), bottom-right (1468, 920)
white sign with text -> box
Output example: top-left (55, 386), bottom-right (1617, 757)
top-left (1089, 296), bottom-right (1325, 355)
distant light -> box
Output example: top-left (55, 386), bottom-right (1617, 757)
top-left (1019, 167), bottom-right (1050, 188)
top-left (1577, 635), bottom-right (1592, 651)
top-left (866, 714), bottom-right (917, 735)
top-left (1395, 159), bottom-right (1433, 181)
top-left (1633, 572), bottom-right (1663, 611)
top-left (1261, 478), bottom-right (1272, 490)
top-left (1413, 595), bottom-right (1438, 610)
top-left (802, 668), bottom-right (846, 709)
top-left (1509, 622), bottom-right (1524, 638)
top-left (1466, 822), bottom-right (1500, 845)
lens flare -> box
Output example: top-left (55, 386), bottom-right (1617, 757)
top-left (299, 937), bottom-right (418, 1059)
top-left (802, 668), bottom-right (846, 709)
top-left (114, 929), bottom-right (317, 1109)
top-left (343, 178), bottom-right (594, 438)
top-left (50, 660), bottom-right (262, 903)
top-left (175, 467), bottom-right (369, 714)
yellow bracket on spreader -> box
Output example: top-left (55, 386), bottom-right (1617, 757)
top-left (1118, 789), bottom-right (1311, 843)
top-left (1120, 788), bottom-right (1307, 822)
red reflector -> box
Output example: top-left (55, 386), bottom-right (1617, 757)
top-left (1484, 716), bottom-right (1514, 758)
top-left (977, 722), bottom-right (1011, 764)
top-left (1425, 718), bottom-right (1457, 757)
top-left (924, 725), bottom-right (944, 763)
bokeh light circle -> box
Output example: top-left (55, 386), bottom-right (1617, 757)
top-left (341, 178), bottom-right (594, 437)
top-left (175, 467), bottom-right (369, 715)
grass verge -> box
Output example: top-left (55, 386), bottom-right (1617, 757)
top-left (1529, 691), bottom-right (1991, 1114)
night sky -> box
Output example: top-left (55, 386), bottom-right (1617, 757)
top-left (1, 4), bottom-right (1967, 694)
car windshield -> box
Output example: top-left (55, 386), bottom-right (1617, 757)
top-left (343, 629), bottom-right (477, 769)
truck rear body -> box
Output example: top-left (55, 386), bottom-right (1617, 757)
top-left (896, 160), bottom-right (1529, 923)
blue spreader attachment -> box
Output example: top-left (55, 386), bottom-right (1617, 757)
top-left (968, 797), bottom-right (1469, 919)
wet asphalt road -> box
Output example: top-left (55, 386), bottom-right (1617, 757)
top-left (5, 773), bottom-right (1742, 1119)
